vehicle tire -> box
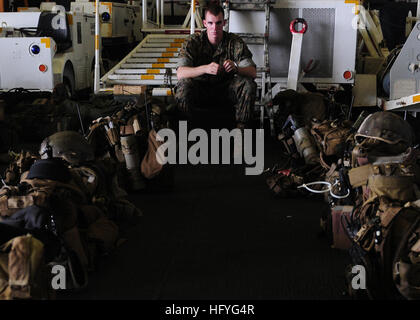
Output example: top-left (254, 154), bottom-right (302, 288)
top-left (63, 76), bottom-right (74, 100)
top-left (63, 63), bottom-right (75, 99)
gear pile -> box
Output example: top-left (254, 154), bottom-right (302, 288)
top-left (0, 96), bottom-right (172, 299)
top-left (267, 88), bottom-right (420, 300)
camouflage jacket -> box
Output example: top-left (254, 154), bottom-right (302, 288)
top-left (177, 30), bottom-right (256, 83)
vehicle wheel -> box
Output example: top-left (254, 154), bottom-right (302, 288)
top-left (90, 61), bottom-right (105, 92)
top-left (63, 76), bottom-right (74, 100)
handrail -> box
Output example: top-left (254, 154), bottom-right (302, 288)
top-left (94, 0), bottom-right (100, 93)
top-left (141, 0), bottom-right (202, 31)
top-left (142, 0), bottom-right (147, 29)
top-left (156, 0), bottom-right (160, 26)
top-left (418, 0), bottom-right (420, 20)
top-left (190, 0), bottom-right (195, 34)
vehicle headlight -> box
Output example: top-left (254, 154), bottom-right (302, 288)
top-left (30, 44), bottom-right (40, 55)
top-left (102, 12), bottom-right (111, 22)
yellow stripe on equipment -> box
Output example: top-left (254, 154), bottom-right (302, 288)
top-left (41, 38), bottom-right (50, 48)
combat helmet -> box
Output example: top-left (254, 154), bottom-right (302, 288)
top-left (352, 112), bottom-right (416, 166)
top-left (355, 111), bottom-right (415, 147)
top-left (39, 131), bottom-right (94, 166)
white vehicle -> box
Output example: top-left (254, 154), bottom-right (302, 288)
top-left (71, 0), bottom-right (143, 70)
top-left (0, 3), bottom-right (95, 95)
top-left (71, 0), bottom-right (142, 44)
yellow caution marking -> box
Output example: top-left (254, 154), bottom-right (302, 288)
top-left (413, 95), bottom-right (420, 103)
top-left (157, 58), bottom-right (169, 62)
top-left (41, 38), bottom-right (50, 48)
top-left (170, 43), bottom-right (182, 48)
top-left (102, 2), bottom-right (113, 14)
top-left (167, 90), bottom-right (173, 96)
top-left (95, 35), bottom-right (100, 49)
top-left (174, 38), bottom-right (185, 43)
top-left (18, 7), bottom-right (28, 11)
top-left (141, 75), bottom-right (155, 80)
top-left (147, 69), bottom-right (160, 74)
top-left (166, 48), bottom-right (178, 52)
top-left (345, 0), bottom-right (360, 14)
top-left (162, 53), bottom-right (174, 57)
top-left (152, 63), bottom-right (165, 68)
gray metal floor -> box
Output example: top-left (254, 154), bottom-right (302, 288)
top-left (59, 138), bottom-right (351, 300)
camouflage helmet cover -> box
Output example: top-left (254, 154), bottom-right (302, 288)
top-left (355, 111), bottom-right (415, 146)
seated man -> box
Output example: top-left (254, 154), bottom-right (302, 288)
top-left (175, 3), bottom-right (257, 129)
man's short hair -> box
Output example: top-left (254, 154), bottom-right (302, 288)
top-left (204, 2), bottom-right (224, 18)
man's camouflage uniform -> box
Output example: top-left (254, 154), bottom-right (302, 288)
top-left (175, 30), bottom-right (257, 125)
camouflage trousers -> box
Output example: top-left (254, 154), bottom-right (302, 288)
top-left (174, 75), bottom-right (257, 124)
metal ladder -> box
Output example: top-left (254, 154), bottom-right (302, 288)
top-left (100, 34), bottom-right (190, 96)
top-left (223, 0), bottom-right (274, 135)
